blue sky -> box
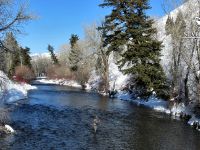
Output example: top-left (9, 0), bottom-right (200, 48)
top-left (17, 0), bottom-right (165, 54)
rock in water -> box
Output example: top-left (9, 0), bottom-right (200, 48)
top-left (93, 116), bottom-right (100, 133)
top-left (5, 124), bottom-right (15, 133)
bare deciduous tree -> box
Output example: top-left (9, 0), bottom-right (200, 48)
top-left (84, 23), bottom-right (110, 93)
top-left (31, 55), bottom-right (51, 77)
top-left (0, 0), bottom-right (34, 53)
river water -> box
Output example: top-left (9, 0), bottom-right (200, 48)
top-left (1, 83), bottom-right (200, 150)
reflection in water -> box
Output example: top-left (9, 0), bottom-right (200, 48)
top-left (28, 84), bottom-right (131, 111)
top-left (1, 84), bottom-right (200, 150)
top-left (97, 96), bottom-right (110, 110)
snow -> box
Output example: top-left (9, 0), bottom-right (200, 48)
top-left (118, 90), bottom-right (200, 130)
top-left (4, 82), bottom-right (37, 103)
top-left (36, 52), bottom-right (130, 93)
top-left (88, 71), bottom-right (102, 91)
top-left (154, 0), bottom-right (199, 76)
top-left (31, 52), bottom-right (50, 58)
top-left (152, 0), bottom-right (200, 130)
top-left (5, 124), bottom-right (15, 133)
top-left (118, 91), bottom-right (196, 121)
top-left (37, 78), bottom-right (82, 89)
top-left (119, 93), bottom-right (171, 114)
top-left (87, 53), bottom-right (130, 92)
top-left (108, 56), bottom-right (129, 91)
top-left (0, 71), bottom-right (37, 103)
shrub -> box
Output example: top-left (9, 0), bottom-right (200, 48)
top-left (14, 65), bottom-right (35, 82)
top-left (75, 65), bottom-right (91, 89)
top-left (47, 65), bottom-right (74, 80)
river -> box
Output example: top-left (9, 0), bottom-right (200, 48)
top-left (0, 83), bottom-right (200, 150)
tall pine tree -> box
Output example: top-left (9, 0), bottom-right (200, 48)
top-left (99, 0), bottom-right (169, 99)
top-left (68, 34), bottom-right (81, 71)
top-left (20, 47), bottom-right (32, 68)
top-left (48, 45), bottom-right (59, 65)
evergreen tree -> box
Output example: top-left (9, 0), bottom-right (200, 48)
top-left (48, 45), bottom-right (59, 65)
top-left (68, 34), bottom-right (81, 71)
top-left (21, 47), bottom-right (32, 68)
top-left (99, 0), bottom-right (169, 99)
top-left (3, 32), bottom-right (21, 77)
top-left (9, 50), bottom-right (20, 77)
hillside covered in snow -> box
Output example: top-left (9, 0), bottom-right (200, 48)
top-left (155, 0), bottom-right (199, 75)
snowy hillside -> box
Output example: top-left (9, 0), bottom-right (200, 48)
top-left (155, 0), bottom-right (199, 74)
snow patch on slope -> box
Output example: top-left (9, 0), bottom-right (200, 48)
top-left (155, 0), bottom-right (199, 75)
top-left (0, 71), bottom-right (37, 103)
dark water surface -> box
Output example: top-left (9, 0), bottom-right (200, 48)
top-left (1, 83), bottom-right (200, 150)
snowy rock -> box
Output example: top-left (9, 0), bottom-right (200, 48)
top-left (4, 124), bottom-right (14, 133)
top-left (170, 103), bottom-right (186, 117)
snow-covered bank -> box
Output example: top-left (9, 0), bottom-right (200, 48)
top-left (0, 71), bottom-right (37, 103)
top-left (119, 94), bottom-right (170, 114)
top-left (118, 91), bottom-right (200, 130)
top-left (4, 82), bottom-right (37, 103)
top-left (36, 76), bottom-right (200, 131)
top-left (36, 78), bottom-right (83, 89)
top-left (0, 71), bottom-right (36, 135)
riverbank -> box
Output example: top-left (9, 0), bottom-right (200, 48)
top-left (118, 92), bottom-right (200, 132)
top-left (0, 71), bottom-right (37, 135)
top-left (0, 71), bottom-right (37, 103)
top-left (1, 82), bottom-right (200, 149)
top-left (2, 90), bottom-right (200, 149)
top-left (118, 92), bottom-right (200, 131)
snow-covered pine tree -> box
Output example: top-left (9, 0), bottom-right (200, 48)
top-left (99, 0), bottom-right (169, 99)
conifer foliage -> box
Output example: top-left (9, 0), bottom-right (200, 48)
top-left (48, 44), bottom-right (59, 65)
top-left (20, 47), bottom-right (32, 68)
top-left (4, 32), bottom-right (21, 77)
top-left (68, 34), bottom-right (81, 71)
top-left (99, 0), bottom-right (169, 99)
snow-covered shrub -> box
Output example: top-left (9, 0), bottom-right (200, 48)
top-left (15, 65), bottom-right (35, 82)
